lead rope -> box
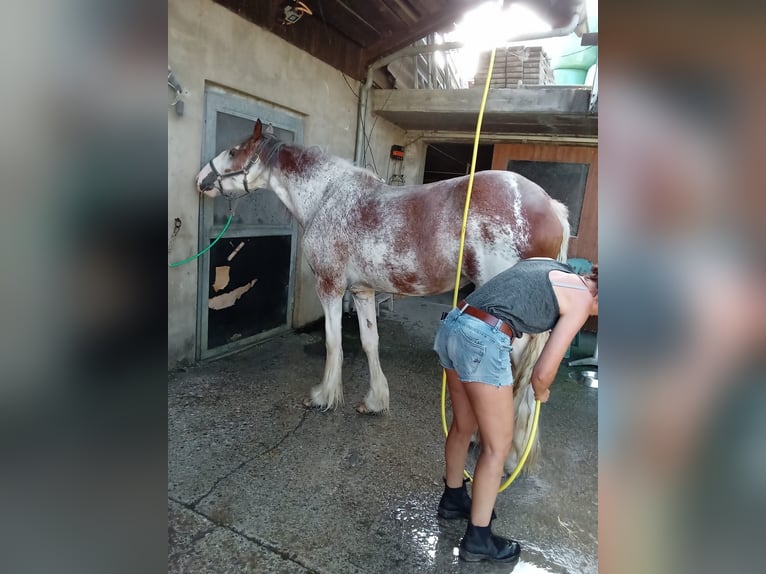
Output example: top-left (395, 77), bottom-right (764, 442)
top-left (439, 47), bottom-right (542, 493)
top-left (169, 199), bottom-right (237, 268)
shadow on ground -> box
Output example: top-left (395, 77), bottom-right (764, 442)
top-left (168, 295), bottom-right (598, 573)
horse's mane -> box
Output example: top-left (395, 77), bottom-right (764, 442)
top-left (255, 134), bottom-right (287, 167)
top-left (258, 134), bottom-right (383, 182)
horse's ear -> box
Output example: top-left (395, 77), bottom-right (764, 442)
top-left (253, 119), bottom-right (262, 140)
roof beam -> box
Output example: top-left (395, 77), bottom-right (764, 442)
top-left (360, 0), bottom-right (483, 71)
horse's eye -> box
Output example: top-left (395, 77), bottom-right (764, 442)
top-left (228, 149), bottom-right (236, 157)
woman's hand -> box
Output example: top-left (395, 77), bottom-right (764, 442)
top-left (534, 387), bottom-right (550, 403)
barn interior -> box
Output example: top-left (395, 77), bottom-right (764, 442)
top-left (169, 1), bottom-right (599, 572)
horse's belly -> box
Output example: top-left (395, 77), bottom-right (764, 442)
top-left (347, 257), bottom-right (455, 296)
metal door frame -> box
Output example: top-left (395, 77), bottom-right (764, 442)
top-left (196, 85), bottom-right (303, 360)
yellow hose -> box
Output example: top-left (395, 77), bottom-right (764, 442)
top-left (498, 399), bottom-right (541, 492)
top-left (439, 46), bottom-right (541, 492)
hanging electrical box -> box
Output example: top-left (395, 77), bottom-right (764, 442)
top-left (388, 145), bottom-right (405, 186)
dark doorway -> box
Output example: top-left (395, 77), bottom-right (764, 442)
top-left (423, 143), bottom-right (494, 184)
top-left (206, 235), bottom-right (292, 350)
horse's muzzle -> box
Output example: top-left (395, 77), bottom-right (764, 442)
top-left (197, 172), bottom-right (218, 195)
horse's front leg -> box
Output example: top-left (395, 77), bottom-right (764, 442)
top-left (303, 294), bottom-right (345, 410)
top-left (350, 288), bottom-right (389, 414)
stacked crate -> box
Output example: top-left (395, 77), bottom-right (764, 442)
top-left (473, 46), bottom-right (554, 87)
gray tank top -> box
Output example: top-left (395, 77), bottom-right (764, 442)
top-left (464, 259), bottom-right (577, 337)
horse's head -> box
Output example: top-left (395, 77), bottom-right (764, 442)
top-left (196, 119), bottom-right (270, 198)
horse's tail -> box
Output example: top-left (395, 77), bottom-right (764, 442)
top-left (507, 331), bottom-right (549, 473)
top-left (551, 199), bottom-right (570, 263)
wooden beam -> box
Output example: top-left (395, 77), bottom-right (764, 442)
top-left (318, 0), bottom-right (383, 47)
top-left (360, 0), bottom-right (484, 70)
top-left (215, 0), bottom-right (366, 78)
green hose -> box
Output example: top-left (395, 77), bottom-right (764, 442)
top-left (169, 214), bottom-right (233, 268)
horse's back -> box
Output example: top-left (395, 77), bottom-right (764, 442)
top-left (304, 168), bottom-right (566, 294)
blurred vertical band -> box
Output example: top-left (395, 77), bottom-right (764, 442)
top-left (599, 2), bottom-right (766, 574)
top-left (0, 1), bottom-right (168, 573)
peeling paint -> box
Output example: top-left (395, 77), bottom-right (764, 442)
top-left (208, 279), bottom-right (258, 310)
top-left (212, 266), bottom-right (231, 292)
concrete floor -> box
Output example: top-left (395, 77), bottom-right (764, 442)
top-left (168, 295), bottom-right (598, 573)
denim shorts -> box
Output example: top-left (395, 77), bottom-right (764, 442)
top-left (433, 307), bottom-right (514, 387)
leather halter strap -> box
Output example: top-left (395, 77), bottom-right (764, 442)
top-left (208, 156), bottom-right (255, 195)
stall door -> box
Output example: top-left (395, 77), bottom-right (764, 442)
top-left (197, 86), bottom-right (302, 359)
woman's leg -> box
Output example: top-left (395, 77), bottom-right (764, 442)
top-left (444, 368), bottom-right (478, 487)
top-left (463, 382), bottom-right (515, 526)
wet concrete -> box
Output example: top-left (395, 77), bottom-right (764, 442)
top-left (168, 295), bottom-right (598, 573)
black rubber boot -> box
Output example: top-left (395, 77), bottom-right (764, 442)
top-left (437, 479), bottom-right (496, 520)
top-left (458, 522), bottom-right (521, 564)
top-left (437, 478), bottom-right (472, 519)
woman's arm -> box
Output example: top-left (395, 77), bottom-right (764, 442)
top-left (531, 307), bottom-right (590, 402)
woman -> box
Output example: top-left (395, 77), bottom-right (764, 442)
top-left (433, 257), bottom-right (598, 563)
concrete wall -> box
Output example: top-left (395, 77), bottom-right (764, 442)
top-left (168, 0), bottom-right (425, 368)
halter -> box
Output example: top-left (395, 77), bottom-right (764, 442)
top-left (206, 136), bottom-right (283, 201)
top-left (207, 155), bottom-right (258, 199)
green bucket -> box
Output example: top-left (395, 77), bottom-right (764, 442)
top-left (553, 68), bottom-right (588, 85)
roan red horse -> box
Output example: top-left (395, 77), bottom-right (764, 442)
top-left (196, 120), bottom-right (570, 471)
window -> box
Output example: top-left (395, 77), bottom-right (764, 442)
top-left (506, 159), bottom-right (589, 234)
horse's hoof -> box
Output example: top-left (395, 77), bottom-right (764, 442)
top-left (355, 403), bottom-right (383, 415)
top-left (303, 397), bottom-right (325, 410)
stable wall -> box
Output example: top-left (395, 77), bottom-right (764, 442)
top-left (168, 0), bottom-right (421, 367)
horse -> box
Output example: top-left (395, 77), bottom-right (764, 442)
top-left (196, 119), bottom-right (570, 471)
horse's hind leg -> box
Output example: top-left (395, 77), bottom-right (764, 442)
top-left (304, 295), bottom-right (345, 410)
top-left (351, 289), bottom-right (389, 414)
